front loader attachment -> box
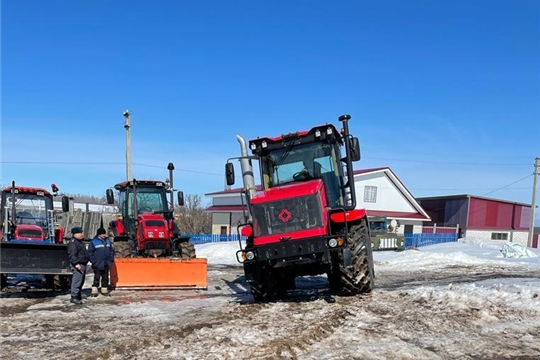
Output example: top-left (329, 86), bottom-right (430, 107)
top-left (110, 257), bottom-right (208, 290)
top-left (0, 241), bottom-right (71, 275)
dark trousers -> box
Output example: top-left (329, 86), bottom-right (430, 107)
top-left (70, 264), bottom-right (87, 298)
top-left (92, 267), bottom-right (110, 290)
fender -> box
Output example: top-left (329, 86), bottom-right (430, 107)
top-left (329, 208), bottom-right (367, 223)
top-left (109, 219), bottom-right (125, 237)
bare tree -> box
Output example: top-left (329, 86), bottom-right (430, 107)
top-left (175, 194), bottom-right (212, 234)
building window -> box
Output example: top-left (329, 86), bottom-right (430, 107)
top-left (364, 186), bottom-right (377, 203)
top-left (491, 232), bottom-right (508, 241)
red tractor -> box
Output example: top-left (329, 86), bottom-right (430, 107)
top-left (106, 163), bottom-right (195, 259)
top-left (226, 114), bottom-right (374, 301)
top-left (0, 182), bottom-right (70, 290)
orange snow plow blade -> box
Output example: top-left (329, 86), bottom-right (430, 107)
top-left (110, 258), bottom-right (207, 290)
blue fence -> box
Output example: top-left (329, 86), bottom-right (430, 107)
top-left (182, 234), bottom-right (246, 245)
top-left (184, 233), bottom-right (459, 249)
top-left (404, 233), bottom-right (458, 249)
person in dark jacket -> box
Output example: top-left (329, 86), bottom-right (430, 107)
top-left (88, 227), bottom-right (115, 297)
top-left (67, 227), bottom-right (90, 304)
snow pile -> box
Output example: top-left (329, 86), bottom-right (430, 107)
top-left (501, 242), bottom-right (538, 259)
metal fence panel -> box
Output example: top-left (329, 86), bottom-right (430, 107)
top-left (404, 233), bottom-right (458, 249)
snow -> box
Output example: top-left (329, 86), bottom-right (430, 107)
top-left (2, 239), bottom-right (540, 359)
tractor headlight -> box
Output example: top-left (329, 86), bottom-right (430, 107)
top-left (148, 231), bottom-right (154, 238)
top-left (250, 143), bottom-right (256, 150)
top-left (245, 251), bottom-right (255, 260)
top-left (159, 231), bottom-right (165, 238)
top-left (261, 141), bottom-right (267, 148)
top-left (315, 129), bottom-right (321, 137)
top-left (328, 238), bottom-right (338, 248)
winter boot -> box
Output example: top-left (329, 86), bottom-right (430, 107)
top-left (70, 296), bottom-right (83, 305)
top-left (91, 286), bottom-right (99, 298)
top-left (100, 288), bottom-right (111, 297)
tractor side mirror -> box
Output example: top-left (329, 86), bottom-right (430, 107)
top-left (177, 191), bottom-right (185, 207)
top-left (225, 163), bottom-right (235, 186)
top-left (349, 137), bottom-right (361, 162)
top-left (61, 196), bottom-right (70, 212)
top-left (106, 189), bottom-right (115, 204)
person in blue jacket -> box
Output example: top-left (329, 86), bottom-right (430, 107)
top-left (88, 227), bottom-right (115, 297)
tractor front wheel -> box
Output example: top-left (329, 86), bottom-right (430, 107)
top-left (328, 219), bottom-right (374, 295)
top-left (114, 242), bottom-right (133, 258)
top-left (179, 241), bottom-right (196, 259)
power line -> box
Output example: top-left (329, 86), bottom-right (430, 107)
top-left (1, 160), bottom-right (223, 176)
top-left (366, 157), bottom-right (530, 166)
top-left (481, 174), bottom-right (533, 196)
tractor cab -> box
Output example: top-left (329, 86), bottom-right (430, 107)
top-left (106, 179), bottom-right (186, 257)
top-left (248, 124), bottom-right (359, 209)
top-left (112, 180), bottom-right (173, 236)
top-left (0, 185), bottom-right (56, 243)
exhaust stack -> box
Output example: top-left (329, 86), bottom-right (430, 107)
top-left (236, 134), bottom-right (256, 222)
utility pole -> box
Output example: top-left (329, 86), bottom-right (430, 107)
top-left (528, 157), bottom-right (539, 248)
top-left (123, 110), bottom-right (132, 181)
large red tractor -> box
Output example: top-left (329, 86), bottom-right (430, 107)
top-left (106, 163), bottom-right (195, 259)
top-left (226, 114), bottom-right (374, 301)
top-left (0, 182), bottom-right (71, 290)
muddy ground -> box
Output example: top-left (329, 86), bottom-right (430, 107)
top-left (1, 262), bottom-right (540, 360)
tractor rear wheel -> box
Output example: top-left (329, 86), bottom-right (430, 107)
top-left (179, 241), bottom-right (196, 259)
top-left (328, 219), bottom-right (374, 295)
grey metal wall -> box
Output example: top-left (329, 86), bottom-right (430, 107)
top-left (55, 209), bottom-right (117, 242)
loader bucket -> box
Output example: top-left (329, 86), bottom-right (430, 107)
top-left (110, 258), bottom-right (207, 290)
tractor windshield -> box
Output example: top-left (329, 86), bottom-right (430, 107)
top-left (1, 192), bottom-right (53, 240)
top-left (120, 186), bottom-right (168, 215)
top-left (118, 185), bottom-right (169, 234)
top-left (259, 142), bottom-right (345, 208)
top-left (5, 193), bottom-right (52, 227)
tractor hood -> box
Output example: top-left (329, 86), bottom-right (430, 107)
top-left (249, 179), bottom-right (329, 245)
top-left (14, 224), bottom-right (45, 241)
top-left (251, 179), bottom-right (326, 205)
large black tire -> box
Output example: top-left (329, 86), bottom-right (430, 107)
top-left (114, 242), bottom-right (133, 258)
top-left (1, 273), bottom-right (7, 290)
top-left (179, 241), bottom-right (196, 259)
top-left (328, 219), bottom-right (374, 295)
top-left (44, 275), bottom-right (72, 291)
top-left (248, 264), bottom-right (287, 302)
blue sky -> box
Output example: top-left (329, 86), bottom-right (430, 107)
top-left (1, 1), bottom-right (539, 222)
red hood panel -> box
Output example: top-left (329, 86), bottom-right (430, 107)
top-left (251, 179), bottom-right (324, 204)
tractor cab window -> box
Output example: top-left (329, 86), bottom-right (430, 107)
top-left (6, 194), bottom-right (51, 227)
top-left (260, 142), bottom-right (344, 208)
top-left (135, 188), bottom-right (166, 214)
top-left (369, 218), bottom-right (388, 232)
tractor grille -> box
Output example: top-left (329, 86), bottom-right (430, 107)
top-left (17, 229), bottom-right (43, 239)
top-left (145, 241), bottom-right (167, 250)
top-left (252, 193), bottom-right (324, 237)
